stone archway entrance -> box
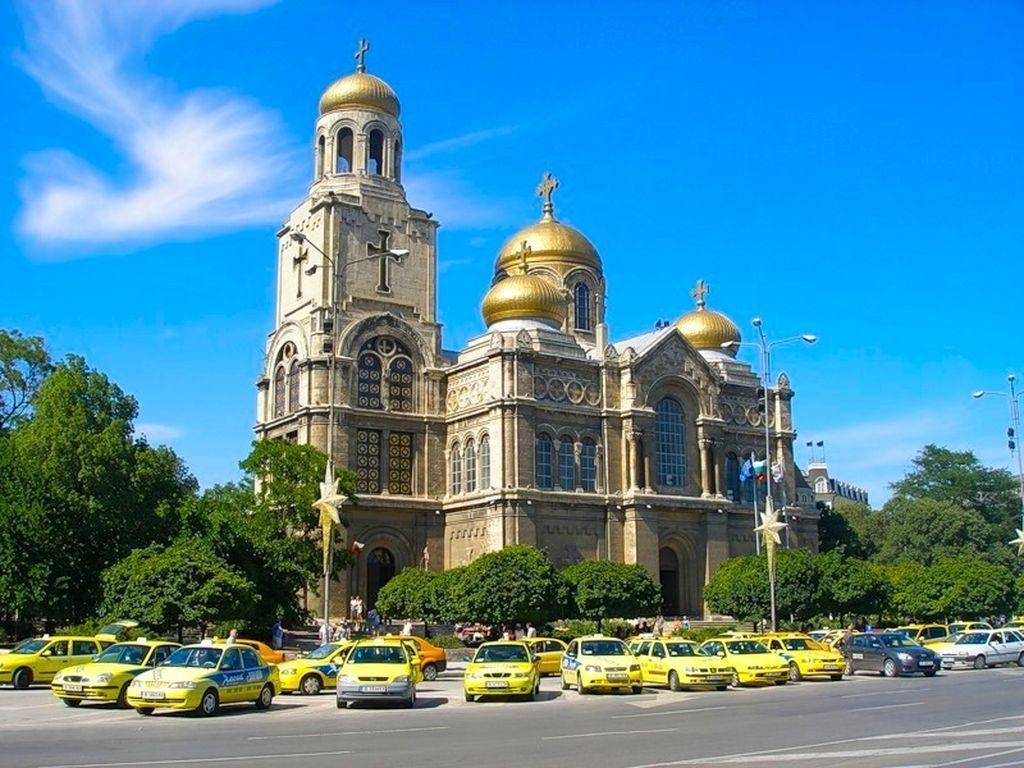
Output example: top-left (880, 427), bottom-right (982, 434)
top-left (366, 547), bottom-right (396, 610)
top-left (659, 547), bottom-right (680, 616)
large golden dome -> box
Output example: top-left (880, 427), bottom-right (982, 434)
top-left (675, 280), bottom-right (741, 355)
top-left (481, 274), bottom-right (567, 327)
top-left (319, 71), bottom-right (400, 117)
top-left (495, 173), bottom-right (600, 273)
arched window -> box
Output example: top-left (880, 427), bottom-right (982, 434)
top-left (288, 359), bottom-right (300, 411)
top-left (336, 128), bottom-right (353, 173)
top-left (726, 452), bottom-right (740, 501)
top-left (479, 434), bottom-right (490, 490)
top-left (450, 444), bottom-right (462, 495)
top-left (536, 433), bottom-right (553, 489)
top-left (357, 337), bottom-right (414, 412)
top-left (580, 438), bottom-right (597, 492)
top-left (465, 438), bottom-right (477, 493)
top-left (316, 135), bottom-right (326, 178)
top-left (815, 476), bottom-right (829, 493)
top-left (273, 367), bottom-right (285, 418)
top-left (558, 436), bottom-right (575, 490)
top-left (655, 397), bottom-right (686, 487)
top-left (368, 129), bottom-right (384, 176)
top-left (393, 139), bottom-right (402, 182)
top-left (573, 282), bottom-right (592, 331)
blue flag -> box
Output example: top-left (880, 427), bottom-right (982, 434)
top-left (739, 458), bottom-right (753, 482)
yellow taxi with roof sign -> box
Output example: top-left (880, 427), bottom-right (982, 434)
top-left (126, 642), bottom-right (279, 716)
top-left (634, 637), bottom-right (731, 691)
top-left (560, 635), bottom-right (643, 694)
top-left (524, 637), bottom-right (567, 676)
top-left (51, 639), bottom-right (180, 707)
top-left (700, 636), bottom-right (789, 686)
top-left (336, 637), bottom-right (418, 709)
top-left (464, 640), bottom-right (540, 702)
top-left (0, 635), bottom-right (104, 689)
top-left (279, 640), bottom-right (354, 695)
top-left (760, 633), bottom-right (845, 681)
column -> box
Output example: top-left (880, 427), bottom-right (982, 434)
top-left (699, 438), bottom-right (713, 498)
top-left (627, 429), bottom-right (641, 490)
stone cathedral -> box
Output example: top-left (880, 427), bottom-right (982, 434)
top-left (255, 46), bottom-right (819, 619)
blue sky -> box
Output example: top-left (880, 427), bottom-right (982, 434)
top-left (1, 0), bottom-right (1021, 506)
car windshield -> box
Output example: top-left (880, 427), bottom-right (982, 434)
top-left (878, 635), bottom-right (917, 648)
top-left (348, 646), bottom-right (406, 664)
top-left (957, 632), bottom-right (991, 645)
top-left (474, 644), bottom-right (529, 663)
top-left (665, 642), bottom-right (702, 657)
top-left (781, 638), bottom-right (815, 651)
top-left (163, 646), bottom-right (224, 668)
top-left (97, 623), bottom-right (130, 637)
top-left (306, 643), bottom-right (341, 660)
top-left (580, 640), bottom-right (627, 656)
top-left (10, 639), bottom-right (47, 655)
top-left (96, 644), bottom-right (148, 665)
top-left (725, 641), bottom-right (769, 654)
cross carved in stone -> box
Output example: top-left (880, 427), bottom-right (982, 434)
top-left (368, 229), bottom-right (401, 293)
top-left (292, 243), bottom-right (308, 298)
top-left (355, 38), bottom-right (369, 73)
top-left (536, 172), bottom-right (559, 216)
top-left (691, 279), bottom-right (709, 309)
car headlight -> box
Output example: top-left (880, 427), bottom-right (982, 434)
top-left (683, 667), bottom-right (699, 674)
top-left (465, 671), bottom-right (481, 679)
top-left (584, 665), bottom-right (602, 673)
top-left (338, 675), bottom-right (357, 684)
top-left (95, 673), bottom-right (113, 683)
top-left (897, 652), bottom-right (913, 661)
top-left (280, 667), bottom-right (295, 675)
top-left (168, 681), bottom-right (198, 689)
top-left (629, 664), bottom-right (640, 672)
top-left (129, 680), bottom-right (142, 688)
top-left (392, 675), bottom-right (410, 683)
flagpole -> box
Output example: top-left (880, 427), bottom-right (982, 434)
top-left (750, 452), bottom-right (760, 555)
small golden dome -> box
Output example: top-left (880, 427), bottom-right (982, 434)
top-left (481, 274), bottom-right (567, 327)
top-left (675, 279), bottom-right (741, 355)
top-left (320, 71), bottom-right (400, 117)
top-left (495, 172), bottom-right (601, 273)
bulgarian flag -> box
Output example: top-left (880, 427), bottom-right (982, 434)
top-left (752, 460), bottom-right (767, 481)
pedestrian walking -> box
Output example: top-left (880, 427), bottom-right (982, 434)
top-left (271, 619), bottom-right (284, 650)
top-left (402, 620), bottom-right (413, 636)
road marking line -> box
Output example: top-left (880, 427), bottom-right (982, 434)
top-left (841, 690), bottom-right (914, 699)
top-left (543, 728), bottom-right (677, 741)
top-left (848, 702), bottom-right (923, 713)
top-left (936, 744), bottom-right (1024, 767)
top-left (708, 741), bottom-right (1024, 764)
top-left (39, 751), bottom-right (353, 768)
top-left (248, 725), bottom-right (449, 740)
top-left (613, 706), bottom-right (728, 719)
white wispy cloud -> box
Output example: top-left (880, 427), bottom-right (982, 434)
top-left (14, 0), bottom-right (296, 253)
top-left (405, 126), bottom-right (515, 162)
top-left (134, 422), bottom-right (185, 442)
top-left (402, 170), bottom-right (518, 230)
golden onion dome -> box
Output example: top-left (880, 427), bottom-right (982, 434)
top-left (481, 273), bottom-right (567, 327)
top-left (319, 71), bottom-right (400, 117)
top-left (675, 279), bottom-right (741, 356)
top-left (495, 173), bottom-right (601, 273)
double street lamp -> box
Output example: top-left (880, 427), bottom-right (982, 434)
top-left (972, 373), bottom-right (1024, 532)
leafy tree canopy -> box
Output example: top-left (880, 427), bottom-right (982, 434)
top-left (0, 329), bottom-right (52, 432)
top-left (560, 560), bottom-right (661, 627)
top-left (458, 546), bottom-right (561, 626)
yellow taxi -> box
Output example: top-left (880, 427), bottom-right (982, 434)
top-left (0, 635), bottom-right (103, 689)
top-left (760, 633), bottom-right (845, 681)
top-left (126, 642), bottom-right (279, 716)
top-left (213, 637), bottom-right (285, 664)
top-left (464, 640), bottom-right (540, 702)
top-left (524, 637), bottom-right (567, 676)
top-left (336, 638), bottom-right (418, 709)
top-left (634, 637), bottom-right (731, 691)
top-left (947, 621), bottom-right (993, 636)
top-left (279, 640), bottom-right (354, 695)
top-left (389, 635), bottom-right (448, 681)
top-left (560, 635), bottom-right (642, 695)
top-left (51, 639), bottom-right (180, 708)
top-left (95, 620), bottom-right (139, 648)
top-left (893, 624), bottom-right (948, 643)
top-left (699, 637), bottom-right (789, 686)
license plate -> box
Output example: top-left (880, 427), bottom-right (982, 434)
top-left (607, 674), bottom-right (628, 681)
top-left (63, 684), bottom-right (83, 692)
top-left (141, 690), bottom-right (165, 700)
top-left (823, 665), bottom-right (839, 671)
top-left (359, 685), bottom-right (387, 693)
top-left (484, 681), bottom-right (509, 688)
top-left (919, 661), bottom-right (933, 667)
top-left (707, 676), bottom-right (726, 682)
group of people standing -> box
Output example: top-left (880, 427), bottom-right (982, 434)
top-left (316, 595), bottom-right (388, 645)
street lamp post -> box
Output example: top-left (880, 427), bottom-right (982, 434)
top-left (973, 373), bottom-right (1024, 532)
top-left (289, 231), bottom-right (408, 625)
top-left (723, 321), bottom-right (816, 632)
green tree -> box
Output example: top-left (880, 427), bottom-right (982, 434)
top-left (0, 329), bottom-right (52, 432)
top-left (560, 560), bottom-right (661, 629)
top-left (886, 562), bottom-right (943, 621)
top-left (100, 539), bottom-right (256, 641)
top-left (459, 546), bottom-right (560, 626)
top-left (930, 557), bottom-right (1014, 619)
top-left (874, 497), bottom-right (999, 566)
top-left (815, 549), bottom-right (890, 622)
top-left (375, 567), bottom-right (441, 623)
top-left (703, 556), bottom-right (768, 623)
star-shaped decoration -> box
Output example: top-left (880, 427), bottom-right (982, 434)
top-left (754, 507), bottom-right (788, 547)
top-left (1009, 529), bottom-right (1024, 556)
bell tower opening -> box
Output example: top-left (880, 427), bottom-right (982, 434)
top-left (368, 129), bottom-right (385, 176)
top-left (337, 128), bottom-right (353, 173)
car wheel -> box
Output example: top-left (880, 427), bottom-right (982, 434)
top-left (577, 674), bottom-right (588, 695)
top-left (136, 707), bottom-right (154, 716)
top-left (1017, 652), bottom-right (1024, 668)
top-left (923, 669), bottom-right (937, 677)
top-left (631, 684), bottom-right (644, 694)
top-left (788, 662), bottom-right (802, 682)
top-left (716, 685), bottom-right (728, 691)
top-left (62, 698), bottom-right (81, 707)
top-left (198, 688), bottom-right (219, 716)
top-left (974, 655), bottom-right (987, 670)
top-left (668, 671), bottom-right (681, 692)
top-left (404, 689), bottom-right (416, 709)
top-left (560, 674), bottom-right (570, 691)
top-left (730, 670), bottom-right (740, 688)
top-left (883, 658), bottom-right (898, 678)
top-left (464, 691), bottom-right (473, 702)
top-left (830, 674), bottom-right (844, 681)
top-left (300, 674), bottom-right (322, 696)
top-left (12, 667), bottom-right (32, 690)
top-left (422, 663), bottom-right (438, 682)
top-left (116, 682), bottom-right (131, 709)
top-left (254, 684), bottom-right (273, 710)
top-left (336, 699), bottom-right (347, 709)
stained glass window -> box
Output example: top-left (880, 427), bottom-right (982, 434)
top-left (536, 434), bottom-right (553, 490)
top-left (558, 436), bottom-right (575, 490)
top-left (357, 337), bottom-right (413, 412)
top-left (574, 282), bottom-right (591, 331)
top-left (656, 397), bottom-right (686, 487)
top-left (479, 434), bottom-right (490, 490)
top-left (357, 350), bottom-right (382, 410)
top-left (388, 432), bottom-right (413, 495)
top-left (450, 444), bottom-right (462, 495)
top-left (356, 429), bottom-right (382, 494)
top-left (581, 438), bottom-right (597, 492)
top-left (288, 359), bottom-right (300, 412)
top-left (465, 438), bottom-right (476, 493)
top-left (388, 356), bottom-right (413, 412)
top-left (273, 366), bottom-right (285, 418)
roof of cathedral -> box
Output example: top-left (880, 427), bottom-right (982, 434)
top-left (610, 326), bottom-right (676, 357)
top-left (674, 279), bottom-right (740, 356)
top-left (319, 40), bottom-right (400, 117)
top-left (481, 272), bottom-right (567, 327)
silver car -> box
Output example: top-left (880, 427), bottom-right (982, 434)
top-left (940, 629), bottom-right (1024, 670)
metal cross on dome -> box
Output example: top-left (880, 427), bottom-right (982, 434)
top-left (536, 172), bottom-right (559, 217)
top-left (355, 38), bottom-right (369, 73)
top-left (691, 279), bottom-right (709, 308)
top-left (514, 240), bottom-right (532, 274)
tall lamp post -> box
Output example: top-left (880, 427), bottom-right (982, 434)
top-left (973, 373), bottom-right (1024, 532)
top-left (723, 320), bottom-right (816, 632)
top-left (290, 231), bottom-right (408, 624)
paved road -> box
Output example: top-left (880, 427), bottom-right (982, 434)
top-left (4, 666), bottom-right (1024, 768)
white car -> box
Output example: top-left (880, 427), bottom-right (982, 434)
top-left (940, 629), bottom-right (1024, 669)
